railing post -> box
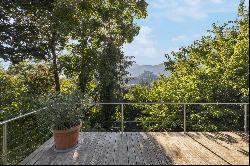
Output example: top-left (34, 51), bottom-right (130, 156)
top-left (121, 104), bottom-right (124, 135)
top-left (244, 104), bottom-right (248, 133)
top-left (2, 123), bottom-right (7, 165)
top-left (184, 104), bottom-right (186, 133)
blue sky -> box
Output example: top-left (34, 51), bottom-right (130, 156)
top-left (123, 0), bottom-right (248, 65)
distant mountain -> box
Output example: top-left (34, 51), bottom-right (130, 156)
top-left (127, 63), bottom-right (170, 77)
top-left (127, 70), bottom-right (158, 85)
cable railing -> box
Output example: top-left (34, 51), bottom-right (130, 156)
top-left (0, 102), bottom-right (249, 165)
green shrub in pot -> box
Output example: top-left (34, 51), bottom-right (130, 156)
top-left (37, 91), bottom-right (91, 150)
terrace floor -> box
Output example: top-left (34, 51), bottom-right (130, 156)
top-left (20, 132), bottom-right (249, 165)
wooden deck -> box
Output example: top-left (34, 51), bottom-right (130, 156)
top-left (20, 132), bottom-right (249, 165)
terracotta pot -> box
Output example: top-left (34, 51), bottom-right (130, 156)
top-left (52, 124), bottom-right (81, 150)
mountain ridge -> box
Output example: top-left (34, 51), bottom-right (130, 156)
top-left (127, 63), bottom-right (170, 77)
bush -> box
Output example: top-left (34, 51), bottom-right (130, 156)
top-left (37, 91), bottom-right (91, 130)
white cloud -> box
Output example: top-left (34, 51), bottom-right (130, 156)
top-left (122, 26), bottom-right (165, 65)
top-left (122, 28), bottom-right (208, 65)
top-left (150, 0), bottom-right (206, 22)
top-left (209, 0), bottom-right (223, 4)
top-left (184, 0), bottom-right (201, 6)
top-left (170, 32), bottom-right (206, 49)
top-left (171, 35), bottom-right (187, 43)
top-left (150, 0), bottom-right (229, 23)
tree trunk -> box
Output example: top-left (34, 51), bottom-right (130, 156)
top-left (79, 40), bottom-right (91, 95)
top-left (51, 33), bottom-right (60, 93)
top-left (79, 55), bottom-right (88, 94)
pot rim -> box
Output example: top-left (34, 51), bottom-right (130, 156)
top-left (52, 122), bottom-right (82, 133)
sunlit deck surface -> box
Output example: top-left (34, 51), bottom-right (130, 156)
top-left (20, 132), bottom-right (249, 165)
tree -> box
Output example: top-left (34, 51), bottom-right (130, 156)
top-left (55, 0), bottom-right (148, 129)
top-left (0, 0), bottom-right (79, 92)
top-left (126, 0), bottom-right (249, 132)
top-left (65, 0), bottom-right (148, 95)
top-left (0, 1), bottom-right (49, 64)
top-left (7, 62), bottom-right (55, 96)
top-left (137, 70), bottom-right (158, 86)
top-left (1, 0), bottom-right (148, 96)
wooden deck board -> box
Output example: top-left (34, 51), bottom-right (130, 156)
top-left (186, 132), bottom-right (249, 165)
top-left (19, 138), bottom-right (53, 165)
top-left (25, 138), bottom-right (54, 165)
top-left (19, 132), bottom-right (249, 165)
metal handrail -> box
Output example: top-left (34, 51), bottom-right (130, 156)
top-left (0, 102), bottom-right (249, 165)
top-left (92, 102), bottom-right (249, 105)
top-left (0, 107), bottom-right (47, 126)
top-left (0, 103), bottom-right (248, 125)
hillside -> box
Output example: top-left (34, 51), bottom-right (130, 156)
top-left (127, 63), bottom-right (170, 77)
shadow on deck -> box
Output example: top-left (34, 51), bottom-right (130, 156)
top-left (20, 132), bottom-right (249, 165)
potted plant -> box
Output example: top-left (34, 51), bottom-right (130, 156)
top-left (38, 91), bottom-right (89, 151)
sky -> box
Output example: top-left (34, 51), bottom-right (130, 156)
top-left (122, 0), bottom-right (248, 65)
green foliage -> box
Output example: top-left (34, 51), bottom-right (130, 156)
top-left (0, 61), bottom-right (56, 119)
top-left (0, 62), bottom-right (58, 164)
top-left (37, 91), bottom-right (90, 130)
top-left (8, 62), bottom-right (55, 96)
top-left (0, 1), bottom-right (49, 64)
top-left (0, 0), bottom-right (148, 164)
top-left (1, 116), bottom-right (52, 165)
top-left (0, 65), bottom-right (55, 165)
top-left (126, 1), bottom-right (249, 132)
top-left (58, 54), bottom-right (81, 78)
top-left (2, 0), bottom-right (248, 164)
top-left (56, 0), bottom-right (149, 129)
top-left (60, 78), bottom-right (78, 95)
top-left (0, 68), bottom-right (28, 120)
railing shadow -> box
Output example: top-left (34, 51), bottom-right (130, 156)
top-left (186, 131), bottom-right (249, 162)
top-left (233, 131), bottom-right (249, 143)
top-left (186, 132), bottom-right (232, 164)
